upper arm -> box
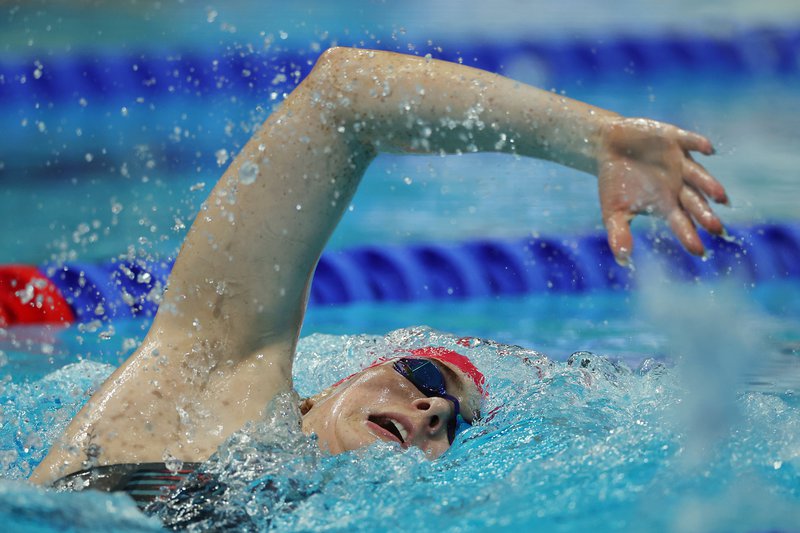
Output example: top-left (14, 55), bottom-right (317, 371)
top-left (150, 48), bottom-right (376, 365)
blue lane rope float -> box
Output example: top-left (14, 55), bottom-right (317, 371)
top-left (1, 25), bottom-right (797, 176)
top-left (1, 25), bottom-right (798, 107)
top-left (0, 222), bottom-right (793, 326)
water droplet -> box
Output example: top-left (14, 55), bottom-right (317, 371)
top-left (16, 283), bottom-right (35, 304)
top-left (163, 453), bottom-right (184, 473)
top-left (215, 149), bottom-right (229, 166)
top-left (239, 160), bottom-right (259, 185)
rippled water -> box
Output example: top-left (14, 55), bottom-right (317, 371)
top-left (2, 299), bottom-right (799, 533)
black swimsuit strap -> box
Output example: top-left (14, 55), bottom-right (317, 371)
top-left (52, 462), bottom-right (203, 508)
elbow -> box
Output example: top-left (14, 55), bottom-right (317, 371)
top-left (303, 46), bottom-right (364, 123)
top-left (315, 46), bottom-right (360, 68)
top-left (307, 46), bottom-right (359, 85)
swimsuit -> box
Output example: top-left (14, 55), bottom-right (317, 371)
top-left (53, 462), bottom-right (237, 529)
top-left (52, 462), bottom-right (202, 509)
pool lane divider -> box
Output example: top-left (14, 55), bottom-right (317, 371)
top-left (1, 25), bottom-right (798, 107)
top-left (0, 222), bottom-right (798, 327)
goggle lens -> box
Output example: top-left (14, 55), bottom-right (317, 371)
top-left (392, 357), bottom-right (471, 444)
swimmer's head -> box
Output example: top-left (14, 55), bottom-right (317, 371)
top-left (299, 347), bottom-right (485, 459)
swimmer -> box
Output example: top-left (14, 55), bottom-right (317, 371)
top-left (29, 47), bottom-right (727, 497)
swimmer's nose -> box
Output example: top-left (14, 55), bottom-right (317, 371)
top-left (411, 396), bottom-right (453, 439)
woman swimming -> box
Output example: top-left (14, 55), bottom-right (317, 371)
top-left (29, 47), bottom-right (727, 493)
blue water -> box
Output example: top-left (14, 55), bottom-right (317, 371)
top-left (3, 2), bottom-right (800, 531)
top-left (2, 306), bottom-right (800, 532)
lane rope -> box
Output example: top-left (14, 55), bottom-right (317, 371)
top-left (2, 223), bottom-right (798, 326)
top-left (2, 26), bottom-right (798, 106)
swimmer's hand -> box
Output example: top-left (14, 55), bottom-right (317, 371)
top-left (595, 117), bottom-right (727, 266)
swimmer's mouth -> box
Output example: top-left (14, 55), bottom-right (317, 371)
top-left (368, 415), bottom-right (408, 444)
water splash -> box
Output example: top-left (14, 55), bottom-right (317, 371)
top-left (1, 325), bottom-right (799, 531)
top-left (0, 361), bottom-right (114, 479)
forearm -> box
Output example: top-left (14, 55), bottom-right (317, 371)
top-left (312, 47), bottom-right (619, 174)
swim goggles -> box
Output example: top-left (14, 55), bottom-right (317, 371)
top-left (392, 357), bottom-right (472, 444)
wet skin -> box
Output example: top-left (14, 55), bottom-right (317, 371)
top-left (301, 359), bottom-right (479, 459)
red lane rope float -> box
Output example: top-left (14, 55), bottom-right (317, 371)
top-left (0, 265), bottom-right (75, 326)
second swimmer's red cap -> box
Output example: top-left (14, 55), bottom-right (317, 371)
top-left (332, 346), bottom-right (487, 397)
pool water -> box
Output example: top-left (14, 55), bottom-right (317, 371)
top-left (3, 2), bottom-right (800, 531)
top-left (2, 278), bottom-right (800, 532)
top-left (3, 75), bottom-right (800, 265)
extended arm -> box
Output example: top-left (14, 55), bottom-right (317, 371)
top-left (160, 46), bottom-right (726, 359)
top-left (160, 47), bottom-right (619, 361)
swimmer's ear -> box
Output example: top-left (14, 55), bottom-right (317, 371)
top-left (299, 397), bottom-right (315, 415)
top-left (299, 384), bottom-right (338, 415)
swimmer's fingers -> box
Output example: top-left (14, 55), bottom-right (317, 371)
top-left (603, 211), bottom-right (635, 267)
top-left (683, 156), bottom-right (729, 205)
top-left (667, 206), bottom-right (705, 257)
top-left (679, 185), bottom-right (724, 236)
top-left (677, 129), bottom-right (715, 156)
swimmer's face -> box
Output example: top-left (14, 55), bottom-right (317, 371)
top-left (300, 358), bottom-right (479, 459)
